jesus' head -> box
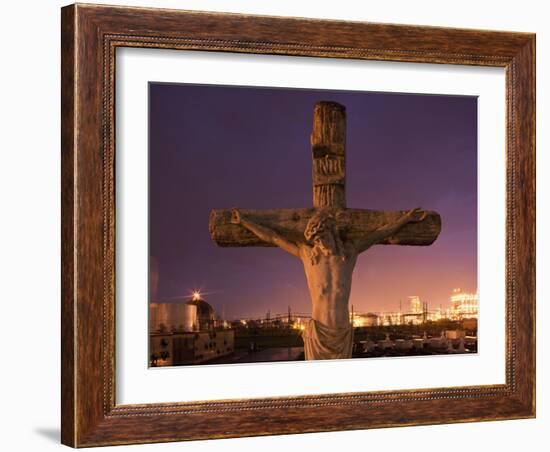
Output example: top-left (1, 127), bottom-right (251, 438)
top-left (304, 211), bottom-right (346, 262)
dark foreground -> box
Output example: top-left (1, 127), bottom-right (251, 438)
top-left (185, 323), bottom-right (478, 366)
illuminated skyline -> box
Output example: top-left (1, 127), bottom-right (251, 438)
top-left (149, 83), bottom-right (477, 319)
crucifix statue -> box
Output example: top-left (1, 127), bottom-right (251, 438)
top-left (209, 101), bottom-right (441, 360)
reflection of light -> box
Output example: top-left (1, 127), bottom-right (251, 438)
top-left (191, 290), bottom-right (201, 301)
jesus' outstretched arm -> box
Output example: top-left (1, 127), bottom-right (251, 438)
top-left (354, 207), bottom-right (428, 253)
top-left (230, 209), bottom-right (300, 257)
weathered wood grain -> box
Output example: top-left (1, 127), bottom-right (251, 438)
top-left (60, 5), bottom-right (76, 447)
top-left (311, 101), bottom-right (346, 208)
top-left (209, 208), bottom-right (441, 247)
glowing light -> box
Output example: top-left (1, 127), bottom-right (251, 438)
top-left (450, 288), bottom-right (478, 319)
top-left (191, 290), bottom-right (201, 301)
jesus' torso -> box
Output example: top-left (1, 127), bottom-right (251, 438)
top-left (298, 242), bottom-right (358, 329)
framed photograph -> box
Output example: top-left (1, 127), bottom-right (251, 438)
top-left (61, 3), bottom-right (535, 447)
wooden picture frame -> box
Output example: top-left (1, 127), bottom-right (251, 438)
top-left (61, 3), bottom-right (535, 447)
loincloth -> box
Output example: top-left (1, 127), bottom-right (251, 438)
top-left (302, 319), bottom-right (353, 360)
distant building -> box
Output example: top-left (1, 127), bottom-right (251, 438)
top-left (353, 312), bottom-right (379, 327)
top-left (149, 302), bottom-right (198, 333)
top-left (149, 294), bottom-right (234, 366)
top-left (401, 312), bottom-right (423, 325)
top-left (392, 296), bottom-right (424, 324)
top-left (427, 308), bottom-right (444, 322)
top-left (150, 329), bottom-right (234, 367)
top-left (409, 296), bottom-right (423, 315)
top-left (378, 312), bottom-right (402, 326)
top-left (450, 288), bottom-right (478, 319)
top-left (186, 295), bottom-right (215, 330)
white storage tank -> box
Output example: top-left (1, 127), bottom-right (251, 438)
top-left (181, 303), bottom-right (198, 332)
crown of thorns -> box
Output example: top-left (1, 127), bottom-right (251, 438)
top-left (304, 212), bottom-right (336, 241)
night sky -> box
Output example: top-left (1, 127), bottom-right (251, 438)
top-left (149, 83), bottom-right (477, 319)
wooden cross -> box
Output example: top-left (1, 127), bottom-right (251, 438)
top-left (209, 101), bottom-right (441, 249)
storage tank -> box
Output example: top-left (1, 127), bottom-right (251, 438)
top-left (181, 304), bottom-right (198, 332)
top-left (149, 303), bottom-right (170, 332)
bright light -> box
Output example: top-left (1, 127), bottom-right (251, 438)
top-left (450, 289), bottom-right (478, 319)
top-left (191, 290), bottom-right (201, 301)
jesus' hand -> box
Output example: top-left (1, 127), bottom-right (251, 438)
top-left (404, 207), bottom-right (427, 223)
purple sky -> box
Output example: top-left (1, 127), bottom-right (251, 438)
top-left (149, 83), bottom-right (477, 319)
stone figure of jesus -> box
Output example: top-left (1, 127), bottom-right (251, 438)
top-left (230, 207), bottom-right (427, 360)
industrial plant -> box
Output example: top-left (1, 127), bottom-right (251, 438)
top-left (149, 291), bottom-right (234, 366)
top-left (149, 288), bottom-right (478, 366)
